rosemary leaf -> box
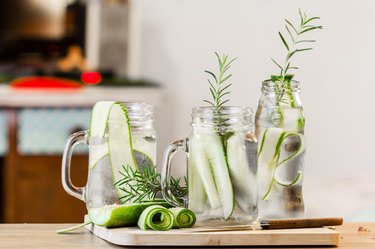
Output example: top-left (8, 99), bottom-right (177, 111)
top-left (279, 32), bottom-right (289, 50)
top-left (285, 25), bottom-right (295, 42)
top-left (271, 58), bottom-right (283, 71)
top-left (304, 16), bottom-right (320, 25)
top-left (204, 52), bottom-right (237, 110)
top-left (298, 26), bottom-right (323, 35)
top-left (271, 9), bottom-right (322, 78)
top-left (116, 164), bottom-right (187, 204)
top-left (285, 19), bottom-right (298, 34)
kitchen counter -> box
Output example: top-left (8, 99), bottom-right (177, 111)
top-left (0, 223), bottom-right (374, 248)
top-left (0, 85), bottom-right (164, 107)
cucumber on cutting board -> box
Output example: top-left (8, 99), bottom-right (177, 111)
top-left (200, 133), bottom-right (234, 220)
top-left (88, 201), bottom-right (170, 228)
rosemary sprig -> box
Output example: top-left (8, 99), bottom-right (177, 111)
top-left (272, 9), bottom-right (322, 80)
top-left (204, 52), bottom-right (237, 110)
top-left (271, 9), bottom-right (322, 108)
top-left (115, 164), bottom-right (187, 203)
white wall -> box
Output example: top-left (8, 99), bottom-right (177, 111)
top-left (129, 0), bottom-right (375, 220)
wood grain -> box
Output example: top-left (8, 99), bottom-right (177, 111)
top-left (0, 223), bottom-right (375, 248)
top-left (86, 223), bottom-right (340, 246)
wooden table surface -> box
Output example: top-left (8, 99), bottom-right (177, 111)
top-left (0, 223), bottom-right (374, 248)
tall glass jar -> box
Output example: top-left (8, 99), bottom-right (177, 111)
top-left (162, 106), bottom-right (258, 225)
top-left (62, 102), bottom-right (156, 209)
top-left (255, 79), bottom-right (306, 218)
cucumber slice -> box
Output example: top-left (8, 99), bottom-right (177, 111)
top-left (274, 132), bottom-right (305, 186)
top-left (89, 101), bottom-right (114, 138)
top-left (88, 201), bottom-right (170, 228)
top-left (201, 133), bottom-right (234, 220)
top-left (258, 128), bottom-right (285, 164)
top-left (282, 108), bottom-right (304, 132)
top-left (226, 134), bottom-right (257, 213)
top-left (89, 101), bottom-right (137, 200)
top-left (107, 104), bottom-right (137, 186)
top-left (188, 150), bottom-right (207, 214)
top-left (258, 128), bottom-right (286, 200)
top-left (88, 101), bottom-right (113, 169)
top-left (89, 146), bottom-right (108, 169)
top-left (258, 127), bottom-right (304, 200)
top-left (190, 135), bottom-right (220, 209)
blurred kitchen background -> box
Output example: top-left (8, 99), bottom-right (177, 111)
top-left (0, 0), bottom-right (374, 223)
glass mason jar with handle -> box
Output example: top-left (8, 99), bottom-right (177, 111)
top-left (255, 79), bottom-right (306, 219)
top-left (162, 106), bottom-right (258, 225)
top-left (61, 102), bottom-right (156, 209)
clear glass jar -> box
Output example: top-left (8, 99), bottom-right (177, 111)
top-left (62, 102), bottom-right (156, 209)
top-left (126, 102), bottom-right (157, 167)
top-left (162, 106), bottom-right (258, 225)
top-left (255, 79), bottom-right (306, 218)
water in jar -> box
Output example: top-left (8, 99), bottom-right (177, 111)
top-left (256, 107), bottom-right (305, 218)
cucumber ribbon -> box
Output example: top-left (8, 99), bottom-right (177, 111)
top-left (89, 101), bottom-right (137, 199)
top-left (258, 127), bottom-right (305, 200)
top-left (169, 207), bottom-right (197, 228)
top-left (137, 205), bottom-right (174, 231)
top-left (137, 206), bottom-right (196, 231)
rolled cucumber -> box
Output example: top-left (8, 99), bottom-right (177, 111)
top-left (189, 135), bottom-right (220, 209)
top-left (169, 207), bottom-right (196, 228)
top-left (88, 201), bottom-right (170, 228)
top-left (137, 205), bottom-right (174, 231)
top-left (201, 133), bottom-right (234, 220)
top-left (226, 134), bottom-right (257, 213)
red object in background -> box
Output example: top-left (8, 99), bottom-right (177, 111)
top-left (10, 76), bottom-right (82, 90)
top-left (81, 72), bottom-right (102, 85)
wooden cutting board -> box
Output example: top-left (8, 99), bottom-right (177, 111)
top-left (85, 223), bottom-right (340, 246)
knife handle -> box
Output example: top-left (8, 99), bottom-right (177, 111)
top-left (260, 217), bottom-right (343, 229)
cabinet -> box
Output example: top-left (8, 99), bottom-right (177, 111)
top-left (3, 109), bottom-right (89, 223)
top-left (0, 86), bottom-right (163, 222)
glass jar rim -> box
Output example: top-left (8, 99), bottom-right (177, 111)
top-left (191, 106), bottom-right (253, 129)
top-left (262, 79), bottom-right (300, 93)
top-left (108, 102), bottom-right (154, 123)
top-left (192, 106), bottom-right (253, 118)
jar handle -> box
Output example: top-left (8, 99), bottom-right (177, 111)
top-left (161, 139), bottom-right (188, 207)
top-left (61, 130), bottom-right (88, 201)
